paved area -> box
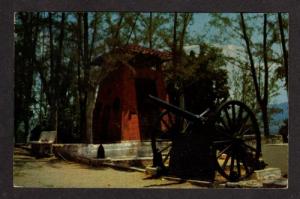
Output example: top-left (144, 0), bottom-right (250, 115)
top-left (14, 147), bottom-right (287, 188)
top-left (13, 147), bottom-right (206, 188)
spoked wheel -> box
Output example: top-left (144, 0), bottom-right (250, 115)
top-left (213, 100), bottom-right (261, 182)
top-left (151, 110), bottom-right (191, 173)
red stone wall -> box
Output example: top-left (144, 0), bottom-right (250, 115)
top-left (120, 65), bottom-right (140, 141)
top-left (93, 66), bottom-right (124, 143)
top-left (93, 64), bottom-right (168, 143)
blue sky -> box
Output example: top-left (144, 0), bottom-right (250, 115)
top-left (24, 12), bottom-right (288, 104)
top-left (188, 13), bottom-right (212, 37)
top-left (185, 13), bottom-right (288, 104)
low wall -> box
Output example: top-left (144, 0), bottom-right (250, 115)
top-left (53, 141), bottom-right (154, 160)
top-left (262, 143), bottom-right (288, 176)
top-left (261, 135), bottom-right (285, 144)
top-left (52, 137), bottom-right (289, 177)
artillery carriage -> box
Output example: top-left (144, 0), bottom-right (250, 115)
top-left (148, 95), bottom-right (262, 182)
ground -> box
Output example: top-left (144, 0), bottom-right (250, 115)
top-left (13, 147), bottom-right (206, 188)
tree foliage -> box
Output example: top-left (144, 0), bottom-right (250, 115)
top-left (17, 12), bottom-right (276, 143)
top-left (208, 13), bottom-right (288, 136)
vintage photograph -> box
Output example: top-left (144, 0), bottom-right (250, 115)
top-left (13, 12), bottom-right (288, 188)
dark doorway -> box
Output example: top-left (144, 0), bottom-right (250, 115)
top-left (135, 79), bottom-right (160, 140)
top-left (99, 105), bottom-right (111, 143)
top-left (93, 102), bottom-right (102, 143)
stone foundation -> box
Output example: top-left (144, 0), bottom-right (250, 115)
top-left (53, 141), bottom-right (154, 169)
top-left (261, 143), bottom-right (288, 176)
top-left (53, 141), bottom-right (153, 159)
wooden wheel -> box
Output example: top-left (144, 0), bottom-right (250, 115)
top-left (213, 100), bottom-right (261, 181)
top-left (151, 110), bottom-right (191, 173)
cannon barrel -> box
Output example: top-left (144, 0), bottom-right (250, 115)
top-left (148, 95), bottom-right (201, 122)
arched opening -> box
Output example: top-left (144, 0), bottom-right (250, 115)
top-left (113, 97), bottom-right (121, 112)
top-left (93, 102), bottom-right (102, 143)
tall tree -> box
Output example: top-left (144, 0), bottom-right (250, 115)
top-left (125, 13), bottom-right (140, 45)
top-left (15, 12), bottom-right (40, 142)
top-left (240, 13), bottom-right (270, 136)
top-left (262, 14), bottom-right (270, 137)
top-left (172, 12), bottom-right (178, 69)
top-left (278, 13), bottom-right (288, 90)
top-left (47, 12), bottom-right (58, 132)
top-left (82, 12), bottom-right (91, 142)
top-left (111, 13), bottom-right (124, 49)
top-left (75, 12), bottom-right (86, 141)
top-left (178, 14), bottom-right (192, 61)
top-left (165, 13), bottom-right (193, 107)
top-left (55, 12), bottom-right (66, 138)
top-left (77, 12), bottom-right (118, 143)
top-left (74, 12), bottom-right (90, 142)
top-left (209, 13), bottom-right (288, 137)
top-left (149, 12), bottom-right (153, 48)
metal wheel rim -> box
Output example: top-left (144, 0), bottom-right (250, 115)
top-left (151, 110), bottom-right (190, 170)
top-left (213, 100), bottom-right (261, 181)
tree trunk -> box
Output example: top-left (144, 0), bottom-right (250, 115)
top-left (76, 13), bottom-right (86, 141)
top-left (83, 12), bottom-right (89, 70)
top-left (27, 13), bottom-right (38, 142)
top-left (56, 13), bottom-right (65, 72)
top-left (149, 12), bottom-right (153, 49)
top-left (262, 14), bottom-right (270, 137)
top-left (240, 13), bottom-right (270, 137)
top-left (172, 12), bottom-right (178, 69)
top-left (18, 12), bottom-right (39, 142)
top-left (177, 14), bottom-right (192, 109)
top-left (83, 12), bottom-right (93, 143)
top-left (20, 13), bottom-right (31, 141)
top-left (89, 13), bottom-right (100, 61)
top-left (278, 13), bottom-right (288, 90)
top-left (85, 84), bottom-right (98, 144)
top-left (179, 14), bottom-right (191, 59)
top-left (240, 13), bottom-right (262, 103)
top-left (126, 14), bottom-right (139, 45)
top-left (112, 13), bottom-right (124, 49)
top-left (261, 103), bottom-right (270, 138)
top-left (55, 12), bottom-right (66, 141)
top-left (48, 12), bottom-right (58, 132)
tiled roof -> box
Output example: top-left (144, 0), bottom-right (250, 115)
top-left (91, 45), bottom-right (172, 66)
top-left (118, 44), bottom-right (172, 60)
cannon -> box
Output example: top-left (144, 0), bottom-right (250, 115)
top-left (148, 95), bottom-right (262, 182)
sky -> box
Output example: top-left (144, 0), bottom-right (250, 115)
top-left (185, 13), bottom-right (288, 104)
top-left (18, 12), bottom-right (288, 104)
top-left (188, 13), bottom-right (212, 37)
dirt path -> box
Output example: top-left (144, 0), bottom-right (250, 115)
top-left (13, 147), bottom-right (206, 188)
